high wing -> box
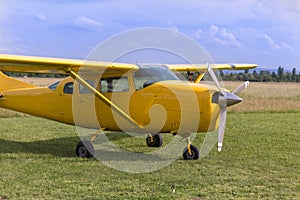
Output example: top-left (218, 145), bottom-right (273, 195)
top-left (0, 54), bottom-right (257, 74)
top-left (0, 54), bottom-right (137, 75)
top-left (165, 63), bottom-right (258, 73)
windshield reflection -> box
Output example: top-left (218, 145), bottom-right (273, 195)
top-left (133, 64), bottom-right (179, 90)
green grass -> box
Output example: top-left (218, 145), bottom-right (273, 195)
top-left (0, 113), bottom-right (299, 199)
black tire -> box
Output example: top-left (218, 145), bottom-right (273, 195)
top-left (146, 134), bottom-right (163, 147)
top-left (76, 140), bottom-right (94, 158)
top-left (183, 145), bottom-right (199, 160)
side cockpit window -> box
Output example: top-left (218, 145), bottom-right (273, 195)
top-left (49, 81), bottom-right (60, 90)
top-left (79, 80), bottom-right (95, 94)
top-left (63, 82), bottom-right (74, 94)
top-left (100, 76), bottom-right (129, 93)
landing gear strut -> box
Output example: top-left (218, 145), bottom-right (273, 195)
top-left (182, 137), bottom-right (199, 160)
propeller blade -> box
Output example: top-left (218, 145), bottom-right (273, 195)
top-left (207, 64), bottom-right (225, 95)
top-left (218, 106), bottom-right (227, 152)
top-left (232, 81), bottom-right (249, 95)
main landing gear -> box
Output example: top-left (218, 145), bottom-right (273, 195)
top-left (75, 140), bottom-right (94, 158)
top-left (75, 131), bottom-right (200, 160)
top-left (75, 129), bottom-right (103, 158)
top-left (146, 133), bottom-right (163, 147)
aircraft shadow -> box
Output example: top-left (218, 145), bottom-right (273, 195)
top-left (0, 134), bottom-right (171, 162)
top-left (0, 136), bottom-right (80, 158)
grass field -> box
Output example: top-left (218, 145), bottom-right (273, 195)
top-left (0, 79), bottom-right (300, 199)
top-left (0, 113), bottom-right (299, 199)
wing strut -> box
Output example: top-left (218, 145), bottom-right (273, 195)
top-left (69, 70), bottom-right (143, 129)
top-left (194, 73), bottom-right (205, 83)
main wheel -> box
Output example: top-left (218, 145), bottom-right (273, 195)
top-left (76, 140), bottom-right (94, 158)
top-left (146, 134), bottom-right (163, 147)
top-left (183, 145), bottom-right (199, 160)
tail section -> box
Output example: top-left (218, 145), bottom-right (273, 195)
top-left (0, 71), bottom-right (35, 92)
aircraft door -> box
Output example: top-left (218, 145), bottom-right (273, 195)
top-left (72, 79), bottom-right (100, 128)
top-left (96, 75), bottom-right (133, 130)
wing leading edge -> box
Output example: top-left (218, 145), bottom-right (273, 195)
top-left (166, 63), bottom-right (258, 73)
top-left (0, 54), bottom-right (257, 75)
top-left (0, 54), bottom-right (137, 74)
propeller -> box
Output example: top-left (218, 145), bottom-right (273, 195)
top-left (232, 81), bottom-right (250, 95)
top-left (207, 64), bottom-right (245, 151)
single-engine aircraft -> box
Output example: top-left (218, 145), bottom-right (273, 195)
top-left (0, 54), bottom-right (257, 160)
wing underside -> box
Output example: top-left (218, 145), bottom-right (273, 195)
top-left (0, 54), bottom-right (137, 75)
top-left (0, 54), bottom-right (257, 75)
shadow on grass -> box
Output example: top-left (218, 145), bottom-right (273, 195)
top-left (0, 136), bottom-right (80, 157)
top-left (0, 137), bottom-right (177, 165)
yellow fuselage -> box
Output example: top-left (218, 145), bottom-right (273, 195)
top-left (0, 75), bottom-right (220, 134)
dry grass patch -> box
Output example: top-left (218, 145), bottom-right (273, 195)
top-left (224, 82), bottom-right (300, 112)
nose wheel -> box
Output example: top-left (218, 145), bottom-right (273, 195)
top-left (182, 136), bottom-right (199, 160)
top-left (183, 144), bottom-right (199, 160)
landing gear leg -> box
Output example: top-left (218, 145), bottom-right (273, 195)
top-left (182, 136), bottom-right (199, 160)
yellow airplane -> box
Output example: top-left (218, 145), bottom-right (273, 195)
top-left (0, 54), bottom-right (257, 160)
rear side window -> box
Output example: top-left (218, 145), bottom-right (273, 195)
top-left (79, 80), bottom-right (95, 94)
top-left (63, 82), bottom-right (73, 94)
top-left (100, 76), bottom-right (129, 93)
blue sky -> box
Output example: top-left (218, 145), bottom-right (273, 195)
top-left (0, 0), bottom-right (299, 70)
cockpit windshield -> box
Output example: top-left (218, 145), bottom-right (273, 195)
top-left (133, 64), bottom-right (179, 90)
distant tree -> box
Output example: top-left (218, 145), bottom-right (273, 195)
top-left (277, 66), bottom-right (282, 80)
top-left (286, 72), bottom-right (292, 82)
top-left (271, 72), bottom-right (277, 82)
top-left (292, 68), bottom-right (296, 82)
top-left (281, 67), bottom-right (285, 81)
top-left (220, 70), bottom-right (224, 77)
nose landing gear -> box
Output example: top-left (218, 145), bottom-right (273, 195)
top-left (182, 136), bottom-right (199, 160)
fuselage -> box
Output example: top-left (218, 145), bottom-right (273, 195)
top-left (0, 66), bottom-right (221, 134)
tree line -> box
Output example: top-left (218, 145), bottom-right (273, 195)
top-left (220, 66), bottom-right (300, 82)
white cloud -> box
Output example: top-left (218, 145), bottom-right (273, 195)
top-left (260, 34), bottom-right (293, 50)
top-left (34, 14), bottom-right (47, 21)
top-left (281, 42), bottom-right (294, 51)
top-left (73, 16), bottom-right (103, 29)
top-left (253, 0), bottom-right (300, 32)
top-left (166, 20), bottom-right (179, 32)
top-left (194, 29), bottom-right (203, 39)
top-left (262, 34), bottom-right (280, 49)
top-left (209, 25), bottom-right (241, 47)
